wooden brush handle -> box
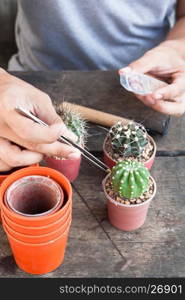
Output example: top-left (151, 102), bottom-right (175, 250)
top-left (62, 102), bottom-right (131, 127)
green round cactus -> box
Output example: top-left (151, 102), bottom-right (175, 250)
top-left (111, 160), bottom-right (150, 199)
top-left (109, 121), bottom-right (148, 157)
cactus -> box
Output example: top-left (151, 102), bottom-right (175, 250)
top-left (111, 160), bottom-right (150, 199)
top-left (108, 121), bottom-right (148, 157)
top-left (55, 103), bottom-right (87, 145)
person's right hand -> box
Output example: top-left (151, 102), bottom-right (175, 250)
top-left (0, 69), bottom-right (80, 171)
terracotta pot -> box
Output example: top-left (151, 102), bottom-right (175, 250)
top-left (4, 175), bottom-right (64, 217)
top-left (103, 134), bottom-right (156, 170)
top-left (0, 166), bottom-right (72, 227)
top-left (2, 206), bottom-right (71, 235)
top-left (2, 214), bottom-right (71, 244)
top-left (4, 225), bottom-right (70, 274)
top-left (45, 155), bottom-right (81, 182)
top-left (102, 174), bottom-right (156, 231)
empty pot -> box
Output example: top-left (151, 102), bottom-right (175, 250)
top-left (0, 166), bottom-right (72, 227)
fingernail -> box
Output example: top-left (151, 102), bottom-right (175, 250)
top-left (60, 124), bottom-right (78, 142)
top-left (68, 152), bottom-right (81, 160)
top-left (147, 97), bottom-right (156, 105)
top-left (59, 123), bottom-right (68, 134)
top-left (154, 94), bottom-right (163, 100)
top-left (119, 67), bottom-right (132, 74)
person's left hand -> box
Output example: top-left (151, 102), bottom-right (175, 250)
top-left (119, 41), bottom-right (185, 116)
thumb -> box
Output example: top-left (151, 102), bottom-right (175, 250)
top-left (119, 53), bottom-right (157, 74)
top-left (36, 100), bottom-right (78, 143)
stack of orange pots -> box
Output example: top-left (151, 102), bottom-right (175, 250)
top-left (0, 166), bottom-right (72, 275)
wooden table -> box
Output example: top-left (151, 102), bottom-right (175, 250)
top-left (0, 71), bottom-right (185, 278)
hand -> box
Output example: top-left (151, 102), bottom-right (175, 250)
top-left (0, 69), bottom-right (80, 171)
top-left (119, 41), bottom-right (185, 116)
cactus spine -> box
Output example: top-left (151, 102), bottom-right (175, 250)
top-left (55, 103), bottom-right (87, 145)
top-left (109, 121), bottom-right (148, 157)
top-left (111, 160), bottom-right (150, 199)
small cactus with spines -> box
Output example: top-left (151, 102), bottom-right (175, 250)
top-left (109, 121), bottom-right (148, 157)
top-left (111, 160), bottom-right (150, 199)
top-left (55, 102), bottom-right (87, 146)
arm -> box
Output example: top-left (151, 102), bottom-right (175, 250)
top-left (161, 0), bottom-right (185, 59)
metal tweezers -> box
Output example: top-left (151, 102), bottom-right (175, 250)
top-left (15, 107), bottom-right (109, 173)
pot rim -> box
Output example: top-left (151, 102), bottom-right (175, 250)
top-left (0, 167), bottom-right (72, 221)
top-left (45, 154), bottom-right (82, 162)
top-left (4, 222), bottom-right (71, 246)
top-left (4, 175), bottom-right (64, 217)
top-left (103, 134), bottom-right (156, 164)
top-left (3, 214), bottom-right (71, 239)
top-left (2, 205), bottom-right (71, 231)
top-left (102, 173), bottom-right (157, 208)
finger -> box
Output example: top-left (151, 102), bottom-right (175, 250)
top-left (35, 98), bottom-right (78, 142)
top-left (152, 99), bottom-right (185, 116)
top-left (35, 141), bottom-right (81, 159)
top-left (0, 138), bottom-right (43, 168)
top-left (135, 95), bottom-right (185, 116)
top-left (152, 76), bottom-right (185, 101)
top-left (135, 93), bottom-right (156, 105)
top-left (119, 53), bottom-right (160, 74)
top-left (34, 95), bottom-right (61, 125)
top-left (0, 159), bottom-right (11, 172)
top-left (5, 110), bottom-right (76, 144)
top-left (0, 125), bottom-right (79, 159)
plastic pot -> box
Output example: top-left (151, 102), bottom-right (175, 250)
top-left (0, 166), bottom-right (72, 227)
top-left (4, 175), bottom-right (64, 217)
top-left (103, 134), bottom-right (156, 170)
top-left (0, 164), bottom-right (39, 224)
top-left (2, 214), bottom-right (71, 244)
top-left (102, 174), bottom-right (156, 231)
top-left (0, 175), bottom-right (7, 185)
top-left (4, 225), bottom-right (70, 274)
top-left (2, 206), bottom-right (71, 235)
top-left (45, 155), bottom-right (81, 182)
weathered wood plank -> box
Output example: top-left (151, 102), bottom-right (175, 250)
top-left (0, 71), bottom-right (184, 278)
top-left (12, 71), bottom-right (170, 135)
top-left (73, 156), bottom-right (185, 277)
top-left (85, 116), bottom-right (185, 155)
top-left (10, 71), bottom-right (185, 153)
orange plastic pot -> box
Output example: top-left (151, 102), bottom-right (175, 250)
top-left (4, 175), bottom-right (64, 217)
top-left (0, 177), bottom-right (6, 224)
top-left (4, 225), bottom-right (70, 274)
top-left (45, 155), bottom-right (82, 182)
top-left (103, 174), bottom-right (156, 231)
top-left (3, 214), bottom-right (71, 244)
top-left (0, 175), bottom-right (7, 185)
top-left (2, 206), bottom-right (71, 235)
top-left (103, 135), bottom-right (156, 170)
top-left (0, 164), bottom-right (39, 224)
top-left (0, 166), bottom-right (72, 227)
